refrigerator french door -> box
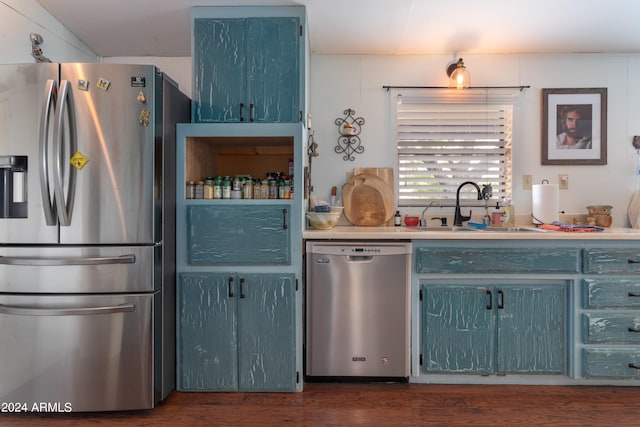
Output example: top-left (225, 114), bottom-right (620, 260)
top-left (0, 63), bottom-right (188, 411)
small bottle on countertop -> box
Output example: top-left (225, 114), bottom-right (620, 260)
top-left (502, 198), bottom-right (515, 227)
top-left (394, 210), bottom-right (402, 226)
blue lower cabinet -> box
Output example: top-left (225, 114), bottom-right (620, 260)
top-left (421, 283), bottom-right (566, 375)
top-left (178, 272), bottom-right (296, 391)
top-left (421, 285), bottom-right (495, 374)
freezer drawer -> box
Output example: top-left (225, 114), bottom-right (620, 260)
top-left (0, 246), bottom-right (156, 293)
top-left (0, 293), bottom-right (154, 412)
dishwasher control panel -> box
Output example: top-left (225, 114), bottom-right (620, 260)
top-left (306, 242), bottom-right (412, 256)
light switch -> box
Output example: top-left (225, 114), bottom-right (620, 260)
top-left (522, 174), bottom-right (532, 190)
top-left (559, 174), bottom-right (569, 189)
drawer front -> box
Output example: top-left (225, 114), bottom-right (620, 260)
top-left (415, 248), bottom-right (578, 274)
top-left (583, 349), bottom-right (640, 379)
top-left (187, 205), bottom-right (291, 265)
top-left (583, 313), bottom-right (640, 343)
top-left (583, 278), bottom-right (640, 308)
top-left (583, 249), bottom-right (640, 274)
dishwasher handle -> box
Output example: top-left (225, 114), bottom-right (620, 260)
top-left (345, 255), bottom-right (374, 262)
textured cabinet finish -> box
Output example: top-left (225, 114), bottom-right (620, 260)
top-left (178, 272), bottom-right (295, 391)
top-left (187, 204), bottom-right (291, 265)
top-left (583, 278), bottom-right (640, 308)
top-left (193, 15), bottom-right (301, 123)
top-left (581, 247), bottom-right (640, 380)
top-left (583, 313), bottom-right (640, 344)
top-left (175, 123), bottom-right (304, 392)
top-left (583, 349), bottom-right (640, 379)
top-left (415, 247), bottom-right (579, 274)
top-left (583, 248), bottom-right (640, 274)
top-left (421, 283), bottom-right (566, 375)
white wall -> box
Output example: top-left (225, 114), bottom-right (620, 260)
top-left (309, 54), bottom-right (640, 227)
top-left (0, 0), bottom-right (96, 63)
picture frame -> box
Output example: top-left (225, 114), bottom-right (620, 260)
top-left (541, 88), bottom-right (607, 165)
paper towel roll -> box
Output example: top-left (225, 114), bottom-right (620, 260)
top-left (532, 183), bottom-right (559, 224)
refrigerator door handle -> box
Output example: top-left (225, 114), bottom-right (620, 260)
top-left (0, 303), bottom-right (135, 316)
top-left (39, 79), bottom-right (58, 226)
top-left (0, 254), bottom-right (136, 266)
top-left (52, 79), bottom-right (77, 226)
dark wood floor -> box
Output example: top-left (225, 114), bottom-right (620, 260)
top-left (2, 383), bottom-right (640, 426)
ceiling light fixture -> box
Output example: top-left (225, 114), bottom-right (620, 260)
top-left (447, 58), bottom-right (470, 89)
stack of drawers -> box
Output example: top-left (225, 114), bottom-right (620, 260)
top-left (582, 249), bottom-right (640, 379)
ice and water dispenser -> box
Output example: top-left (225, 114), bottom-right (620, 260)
top-left (0, 156), bottom-right (27, 218)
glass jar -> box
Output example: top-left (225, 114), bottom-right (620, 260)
top-left (253, 179), bottom-right (261, 199)
top-left (203, 177), bottom-right (214, 199)
top-left (186, 181), bottom-right (195, 199)
top-left (213, 179), bottom-right (222, 199)
top-left (222, 180), bottom-right (231, 199)
top-left (243, 178), bottom-right (253, 199)
top-left (283, 179), bottom-right (291, 199)
top-left (233, 177), bottom-right (242, 192)
top-left (278, 180), bottom-right (286, 199)
top-left (269, 179), bottom-right (277, 199)
top-left (260, 179), bottom-right (269, 199)
top-left (195, 181), bottom-right (204, 199)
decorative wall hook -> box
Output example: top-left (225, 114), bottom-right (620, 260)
top-left (335, 108), bottom-right (365, 161)
top-left (633, 135), bottom-right (640, 154)
top-left (30, 33), bottom-right (51, 63)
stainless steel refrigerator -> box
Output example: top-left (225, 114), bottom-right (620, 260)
top-left (0, 63), bottom-right (189, 412)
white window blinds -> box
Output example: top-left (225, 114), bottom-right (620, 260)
top-left (394, 89), bottom-right (517, 207)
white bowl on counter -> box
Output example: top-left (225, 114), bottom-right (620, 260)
top-left (306, 211), bottom-right (342, 229)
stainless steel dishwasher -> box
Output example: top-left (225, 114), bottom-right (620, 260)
top-left (305, 241), bottom-right (411, 381)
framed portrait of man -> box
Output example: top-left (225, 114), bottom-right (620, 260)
top-left (542, 88), bottom-right (607, 165)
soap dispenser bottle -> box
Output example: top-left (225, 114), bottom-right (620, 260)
top-left (502, 198), bottom-right (515, 227)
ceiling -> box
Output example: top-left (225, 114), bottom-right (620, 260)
top-left (37, 0), bottom-right (640, 57)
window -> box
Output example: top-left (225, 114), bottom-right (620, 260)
top-left (393, 88), bottom-right (518, 207)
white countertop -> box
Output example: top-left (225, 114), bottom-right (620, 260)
top-left (303, 225), bottom-right (640, 240)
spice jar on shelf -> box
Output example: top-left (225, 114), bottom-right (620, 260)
top-left (203, 177), bottom-right (214, 199)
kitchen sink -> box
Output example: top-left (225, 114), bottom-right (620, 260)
top-left (409, 226), bottom-right (548, 233)
top-left (477, 226), bottom-right (548, 233)
top-left (410, 226), bottom-right (480, 232)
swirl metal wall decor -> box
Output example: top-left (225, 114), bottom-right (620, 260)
top-left (335, 108), bottom-right (365, 161)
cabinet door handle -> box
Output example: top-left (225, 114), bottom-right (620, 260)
top-left (240, 278), bottom-right (246, 299)
top-left (486, 289), bottom-right (492, 310)
top-left (628, 292), bottom-right (640, 297)
top-left (497, 290), bottom-right (504, 309)
top-left (228, 276), bottom-right (234, 298)
top-left (627, 258), bottom-right (640, 264)
top-left (628, 327), bottom-right (640, 333)
top-left (239, 103), bottom-right (245, 122)
top-left (249, 103), bottom-right (255, 122)
top-left (628, 363), bottom-right (640, 370)
top-left (282, 208), bottom-right (289, 229)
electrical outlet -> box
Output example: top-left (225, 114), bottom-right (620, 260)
top-left (522, 174), bottom-right (532, 190)
top-left (559, 174), bottom-right (569, 189)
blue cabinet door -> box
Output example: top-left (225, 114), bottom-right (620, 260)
top-left (178, 273), bottom-right (238, 391)
top-left (421, 284), bottom-right (495, 374)
top-left (193, 19), bottom-right (247, 123)
top-left (187, 204), bottom-right (291, 265)
top-left (497, 285), bottom-right (566, 374)
top-left (247, 18), bottom-right (300, 123)
top-left (237, 274), bottom-right (296, 391)
top-left (193, 17), bottom-right (300, 123)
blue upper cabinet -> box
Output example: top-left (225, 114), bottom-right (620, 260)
top-left (192, 7), bottom-right (306, 123)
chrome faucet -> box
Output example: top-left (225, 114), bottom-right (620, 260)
top-left (453, 181), bottom-right (483, 226)
top-left (419, 201), bottom-right (440, 227)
